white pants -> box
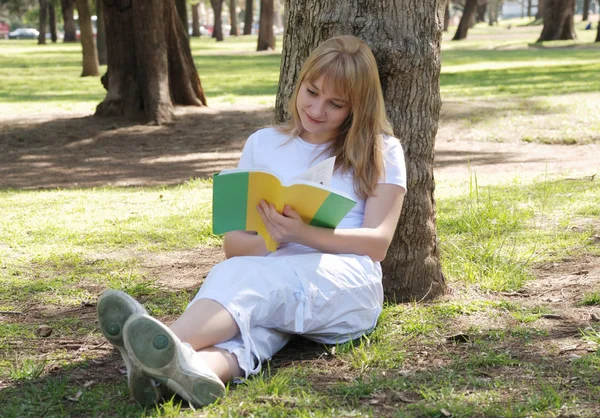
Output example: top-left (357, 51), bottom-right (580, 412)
top-left (188, 247), bottom-right (383, 377)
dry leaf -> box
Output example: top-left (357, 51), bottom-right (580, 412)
top-left (65, 390), bottom-right (83, 402)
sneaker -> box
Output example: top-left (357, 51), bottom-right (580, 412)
top-left (123, 313), bottom-right (226, 407)
top-left (97, 290), bottom-right (162, 406)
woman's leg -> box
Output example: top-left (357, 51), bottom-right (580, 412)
top-left (169, 298), bottom-right (240, 351)
top-left (196, 347), bottom-right (243, 382)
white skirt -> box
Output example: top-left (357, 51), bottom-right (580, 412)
top-left (188, 245), bottom-right (384, 377)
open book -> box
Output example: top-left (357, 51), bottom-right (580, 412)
top-left (212, 157), bottom-right (356, 252)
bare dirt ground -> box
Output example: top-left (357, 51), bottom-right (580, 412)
top-left (1, 105), bottom-right (600, 413)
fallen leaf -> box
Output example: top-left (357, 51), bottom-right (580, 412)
top-left (83, 380), bottom-right (95, 388)
top-left (35, 325), bottom-right (53, 338)
top-left (65, 390), bottom-right (83, 402)
top-left (396, 391), bottom-right (421, 404)
top-left (440, 408), bottom-right (452, 417)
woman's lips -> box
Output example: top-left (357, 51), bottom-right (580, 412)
top-left (306, 113), bottom-right (324, 124)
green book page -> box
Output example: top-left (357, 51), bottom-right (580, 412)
top-left (309, 192), bottom-right (356, 228)
top-left (212, 172), bottom-right (249, 234)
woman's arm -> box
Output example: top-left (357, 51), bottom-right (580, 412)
top-left (257, 183), bottom-right (406, 262)
top-left (223, 230), bottom-right (269, 259)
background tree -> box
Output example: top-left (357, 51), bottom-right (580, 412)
top-left (582, 0), bottom-right (590, 20)
top-left (96, 0), bottom-right (107, 65)
top-left (38, 0), bottom-right (47, 44)
top-left (536, 0), bottom-right (544, 19)
top-left (596, 0), bottom-right (600, 42)
top-left (210, 0), bottom-right (224, 41)
top-left (537, 0), bottom-right (576, 41)
top-left (476, 0), bottom-right (488, 22)
top-left (48, 0), bottom-right (57, 42)
top-left (444, 3), bottom-right (450, 31)
top-left (61, 0), bottom-right (76, 42)
top-left (257, 0), bottom-right (274, 50)
top-left (75, 0), bottom-right (99, 76)
top-left (243, 0), bottom-right (252, 34)
top-left (488, 0), bottom-right (502, 25)
top-left (96, 0), bottom-right (206, 124)
top-left (276, 0), bottom-right (446, 302)
top-left (175, 0), bottom-right (188, 39)
top-left (229, 0), bottom-right (238, 35)
top-left (453, 0), bottom-right (478, 40)
top-left (191, 1), bottom-right (201, 36)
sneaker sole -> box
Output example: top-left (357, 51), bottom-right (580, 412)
top-left (97, 290), bottom-right (161, 406)
top-left (123, 314), bottom-right (226, 407)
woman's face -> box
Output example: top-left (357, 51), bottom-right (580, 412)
top-left (296, 76), bottom-right (351, 144)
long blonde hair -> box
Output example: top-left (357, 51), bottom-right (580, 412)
top-left (281, 35), bottom-right (394, 198)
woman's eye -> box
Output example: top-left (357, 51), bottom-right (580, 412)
top-left (307, 88), bottom-right (317, 96)
top-left (330, 102), bottom-right (342, 109)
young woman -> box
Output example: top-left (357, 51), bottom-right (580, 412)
top-left (97, 35), bottom-right (407, 408)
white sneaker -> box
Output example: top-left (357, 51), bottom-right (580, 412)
top-left (123, 313), bottom-right (226, 407)
top-left (97, 290), bottom-right (162, 405)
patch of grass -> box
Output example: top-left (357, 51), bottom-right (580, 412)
top-left (7, 356), bottom-right (46, 381)
top-left (581, 291), bottom-right (600, 306)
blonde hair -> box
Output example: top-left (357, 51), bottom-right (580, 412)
top-left (281, 35), bottom-right (394, 198)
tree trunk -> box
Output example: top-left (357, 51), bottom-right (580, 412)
top-left (453, 0), bottom-right (478, 40)
top-left (76, 0), bottom-right (99, 76)
top-left (38, 0), bottom-right (47, 45)
top-left (211, 0), bottom-right (224, 41)
top-left (444, 3), bottom-right (450, 31)
top-left (275, 0), bottom-right (446, 302)
top-left (191, 2), bottom-right (201, 36)
top-left (96, 0), bottom-right (206, 125)
top-left (257, 0), bottom-right (274, 51)
top-left (582, 0), bottom-right (590, 20)
top-left (49, 2), bottom-right (57, 42)
top-left (476, 2), bottom-right (487, 22)
top-left (175, 0), bottom-right (189, 38)
top-left (537, 0), bottom-right (576, 41)
top-left (61, 0), bottom-right (77, 42)
top-left (527, 0), bottom-right (532, 17)
top-left (243, 0), bottom-right (253, 34)
top-left (96, 0), bottom-right (107, 65)
top-left (536, 0), bottom-right (544, 19)
top-left (596, 15), bottom-right (600, 42)
top-left (230, 0), bottom-right (239, 35)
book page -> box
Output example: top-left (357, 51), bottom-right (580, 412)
top-left (292, 157), bottom-right (335, 187)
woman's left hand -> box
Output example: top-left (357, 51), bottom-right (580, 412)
top-left (257, 200), bottom-right (306, 244)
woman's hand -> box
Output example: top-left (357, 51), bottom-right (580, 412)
top-left (257, 200), bottom-right (306, 244)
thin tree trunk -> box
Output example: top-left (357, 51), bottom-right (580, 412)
top-left (230, 0), bottom-right (238, 35)
top-left (537, 0), bottom-right (576, 41)
top-left (536, 0), bottom-right (544, 19)
top-left (75, 0), bottom-right (99, 76)
top-left (582, 0), bottom-right (590, 21)
top-left (38, 0), bottom-right (47, 45)
top-left (61, 0), bottom-right (77, 42)
top-left (596, 0), bottom-right (600, 42)
top-left (453, 0), bottom-right (478, 40)
top-left (49, 2), bottom-right (57, 43)
top-left (175, 0), bottom-right (189, 38)
top-left (527, 0), bottom-right (532, 17)
top-left (244, 0), bottom-right (253, 34)
top-left (191, 2), bottom-right (201, 36)
top-left (96, 0), bottom-right (206, 124)
top-left (211, 0), bottom-right (224, 41)
top-left (96, 0), bottom-right (107, 65)
top-left (257, 0), bottom-right (274, 50)
top-left (276, 0), bottom-right (446, 302)
top-left (444, 3), bottom-right (450, 31)
top-left (476, 2), bottom-right (487, 22)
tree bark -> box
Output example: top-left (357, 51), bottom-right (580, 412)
top-left (257, 0), bottom-right (274, 51)
top-left (582, 0), bottom-right (590, 21)
top-left (537, 0), bottom-right (576, 41)
top-left (444, 3), bottom-right (450, 31)
top-left (527, 0), bottom-right (532, 17)
top-left (191, 2), bottom-right (201, 36)
top-left (275, 0), bottom-right (446, 302)
top-left (96, 0), bottom-right (107, 65)
top-left (49, 2), bottom-right (57, 43)
top-left (96, 0), bottom-right (206, 124)
top-left (38, 0), bottom-right (47, 45)
top-left (536, 0), bottom-right (544, 19)
top-left (476, 2), bottom-right (487, 22)
top-left (453, 0), bottom-right (478, 40)
top-left (211, 0), bottom-right (224, 41)
top-left (61, 0), bottom-right (77, 42)
top-left (243, 0), bottom-right (253, 34)
top-left (229, 0), bottom-right (239, 35)
top-left (175, 0), bottom-right (189, 38)
top-left (76, 0), bottom-right (99, 76)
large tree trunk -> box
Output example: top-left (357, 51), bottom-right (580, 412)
top-left (276, 0), bottom-right (446, 302)
top-left (175, 0), bottom-right (189, 39)
top-left (96, 0), bottom-right (107, 65)
top-left (257, 0), bottom-right (274, 51)
top-left (444, 3), bottom-right (450, 31)
top-left (76, 0), bottom-right (99, 76)
top-left (49, 2), bottom-right (57, 43)
top-left (211, 0), bottom-right (224, 41)
top-left (536, 0), bottom-right (544, 19)
top-left (38, 0), bottom-right (47, 45)
top-left (61, 0), bottom-right (77, 42)
top-left (453, 0), bottom-right (478, 40)
top-left (230, 0), bottom-right (239, 35)
top-left (537, 0), bottom-right (576, 41)
top-left (96, 0), bottom-right (206, 125)
top-left (582, 0), bottom-right (590, 21)
top-left (191, 2), bottom-right (201, 37)
top-left (243, 0), bottom-right (253, 34)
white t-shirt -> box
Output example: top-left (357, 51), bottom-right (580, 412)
top-left (237, 127), bottom-right (407, 232)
